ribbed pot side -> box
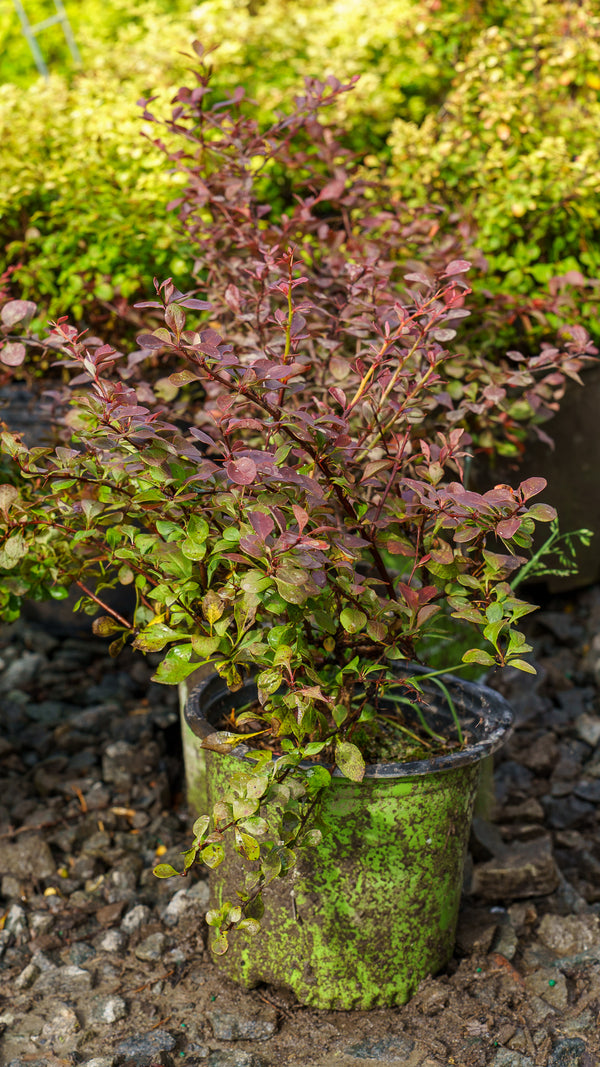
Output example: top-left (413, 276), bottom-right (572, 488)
top-left (182, 669), bottom-right (512, 1009)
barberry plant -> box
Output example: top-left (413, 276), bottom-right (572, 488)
top-left (0, 54), bottom-right (594, 952)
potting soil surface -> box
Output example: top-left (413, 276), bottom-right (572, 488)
top-left (2, 586), bottom-right (600, 1066)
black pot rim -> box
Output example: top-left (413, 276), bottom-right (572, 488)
top-left (184, 665), bottom-right (513, 780)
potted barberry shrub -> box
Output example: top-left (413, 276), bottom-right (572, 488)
top-left (0, 57), bottom-right (594, 1009)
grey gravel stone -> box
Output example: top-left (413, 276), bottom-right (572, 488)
top-left (162, 882), bottom-right (210, 926)
top-left (472, 836), bottom-right (559, 900)
top-left (69, 941), bottom-right (97, 966)
top-left (4, 903), bottom-right (27, 938)
top-left (574, 713), bottom-right (600, 747)
top-left (537, 913), bottom-right (600, 956)
top-left (36, 963), bottom-right (93, 996)
top-left (29, 911), bottom-right (54, 937)
top-left (573, 778), bottom-right (600, 803)
top-left (40, 1003), bottom-right (80, 1053)
top-left (113, 1028), bottom-right (176, 1066)
top-left (1, 651), bottom-right (44, 689)
top-left (14, 962), bottom-right (40, 990)
top-left (88, 994), bottom-right (128, 1024)
top-left (121, 904), bottom-right (152, 933)
top-left (207, 1008), bottom-right (277, 1041)
top-left (492, 1054), bottom-right (534, 1067)
top-left (206, 1053), bottom-right (268, 1067)
top-left (0, 929), bottom-right (13, 958)
top-left (524, 969), bottom-right (568, 1010)
top-left (342, 1036), bottom-right (417, 1060)
top-left (548, 1037), bottom-right (592, 1066)
top-left (98, 928), bottom-right (129, 954)
top-left (82, 1059), bottom-right (116, 1067)
top-left (134, 930), bottom-right (167, 961)
top-left (30, 949), bottom-right (56, 972)
top-left (0, 834), bottom-right (56, 880)
top-left (544, 795), bottom-right (596, 830)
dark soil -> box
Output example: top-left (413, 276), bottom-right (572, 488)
top-left (2, 586), bottom-right (600, 1066)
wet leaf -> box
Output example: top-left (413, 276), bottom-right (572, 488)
top-left (339, 607), bottom-right (367, 634)
top-left (201, 842), bottom-right (225, 868)
top-left (226, 457), bottom-right (257, 485)
top-left (335, 741), bottom-right (365, 782)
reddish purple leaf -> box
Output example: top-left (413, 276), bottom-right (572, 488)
top-left (293, 505), bottom-right (309, 533)
top-left (329, 386), bottom-right (346, 407)
top-left (316, 178), bottom-right (346, 202)
top-left (1, 300), bottom-right (37, 328)
top-left (248, 512), bottom-right (274, 540)
top-left (519, 477), bottom-right (547, 500)
top-left (226, 457), bottom-right (257, 485)
top-left (178, 298), bottom-right (212, 310)
top-left (441, 259), bottom-right (471, 277)
top-left (136, 333), bottom-right (170, 349)
top-left (0, 342), bottom-right (26, 366)
top-left (496, 516), bottom-right (522, 539)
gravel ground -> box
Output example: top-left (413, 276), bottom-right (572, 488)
top-left (2, 587), bottom-right (600, 1067)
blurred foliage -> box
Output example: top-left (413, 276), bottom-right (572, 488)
top-left (1, 0), bottom-right (600, 354)
top-left (388, 0), bottom-right (600, 337)
top-left (0, 0), bottom-right (194, 85)
top-left (0, 2), bottom-right (203, 331)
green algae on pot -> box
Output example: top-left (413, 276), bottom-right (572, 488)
top-left (182, 668), bottom-right (512, 1009)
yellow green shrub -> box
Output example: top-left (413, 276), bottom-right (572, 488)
top-left (388, 1), bottom-right (600, 309)
top-left (0, 2), bottom-right (205, 326)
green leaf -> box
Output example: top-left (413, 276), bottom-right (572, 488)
top-left (181, 846), bottom-right (198, 871)
top-left (305, 766), bottom-right (331, 794)
top-left (485, 602), bottom-right (503, 623)
top-left (201, 842), bottom-right (225, 869)
top-left (92, 615), bottom-right (126, 637)
top-left (462, 648), bottom-right (496, 666)
top-left (192, 815), bottom-right (210, 842)
top-left (303, 741), bottom-right (326, 756)
top-left (239, 816), bottom-right (269, 836)
top-left (275, 578), bottom-right (309, 605)
top-left (190, 634), bottom-right (219, 658)
top-left (332, 703), bottom-right (348, 727)
top-left (483, 619), bottom-right (506, 648)
top-left (527, 503), bottom-right (556, 522)
top-left (235, 831), bottom-right (260, 861)
top-left (152, 644), bottom-right (197, 684)
top-left (211, 932), bottom-right (229, 955)
top-left (237, 917), bottom-right (261, 936)
top-left (508, 658), bottom-right (537, 675)
top-left (133, 622), bottom-right (185, 652)
top-left (301, 828), bottom-right (323, 847)
top-left (153, 863), bottom-right (182, 878)
top-left (257, 668), bottom-right (281, 697)
top-left (339, 607), bottom-right (367, 634)
top-left (335, 741), bottom-right (366, 782)
top-left (232, 798), bottom-right (259, 820)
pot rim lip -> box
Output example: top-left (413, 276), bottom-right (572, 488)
top-left (184, 666), bottom-right (513, 780)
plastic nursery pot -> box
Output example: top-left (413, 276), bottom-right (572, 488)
top-left (181, 667), bottom-right (512, 1010)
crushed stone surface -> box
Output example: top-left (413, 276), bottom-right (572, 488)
top-left (2, 587), bottom-right (600, 1066)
